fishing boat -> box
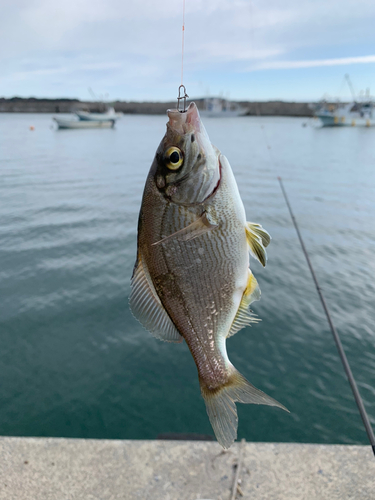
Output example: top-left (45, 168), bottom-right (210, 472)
top-left (75, 107), bottom-right (122, 122)
top-left (53, 117), bottom-right (115, 129)
top-left (199, 97), bottom-right (247, 118)
top-left (313, 74), bottom-right (375, 127)
top-left (314, 100), bottom-right (375, 127)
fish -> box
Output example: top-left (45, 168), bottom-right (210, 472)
top-left (130, 102), bottom-right (287, 449)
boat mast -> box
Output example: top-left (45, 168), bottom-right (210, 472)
top-left (345, 74), bottom-right (357, 102)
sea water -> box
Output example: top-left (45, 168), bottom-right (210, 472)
top-left (0, 112), bottom-right (374, 445)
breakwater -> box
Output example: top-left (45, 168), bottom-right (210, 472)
top-left (0, 97), bottom-right (314, 116)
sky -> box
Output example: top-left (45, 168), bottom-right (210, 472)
top-left (1, 0), bottom-right (375, 102)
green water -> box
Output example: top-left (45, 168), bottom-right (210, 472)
top-left (0, 112), bottom-right (374, 445)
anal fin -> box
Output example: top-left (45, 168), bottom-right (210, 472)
top-left (130, 256), bottom-right (182, 343)
top-left (228, 269), bottom-right (261, 338)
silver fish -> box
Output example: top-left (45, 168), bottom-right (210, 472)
top-left (130, 102), bottom-right (287, 448)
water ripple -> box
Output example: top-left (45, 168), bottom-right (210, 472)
top-left (0, 113), bottom-right (374, 444)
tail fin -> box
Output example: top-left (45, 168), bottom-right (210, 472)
top-left (200, 366), bottom-right (288, 449)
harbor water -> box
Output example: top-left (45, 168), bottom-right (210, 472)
top-left (0, 112), bottom-right (374, 445)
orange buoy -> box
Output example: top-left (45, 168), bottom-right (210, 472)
top-left (29, 126), bottom-right (35, 131)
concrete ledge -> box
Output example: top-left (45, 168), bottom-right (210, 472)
top-left (0, 437), bottom-right (374, 499)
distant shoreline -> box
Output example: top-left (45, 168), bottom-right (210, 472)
top-left (0, 97), bottom-right (315, 117)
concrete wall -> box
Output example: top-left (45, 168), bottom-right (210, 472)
top-left (242, 100), bottom-right (314, 117)
top-left (0, 98), bottom-right (81, 113)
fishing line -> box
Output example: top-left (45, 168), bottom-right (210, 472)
top-left (278, 177), bottom-right (375, 457)
top-left (226, 0), bottom-right (373, 454)
top-left (181, 0), bottom-right (185, 86)
top-left (259, 118), bottom-right (375, 455)
top-left (177, 0), bottom-right (188, 112)
top-left (230, 438), bottom-right (246, 500)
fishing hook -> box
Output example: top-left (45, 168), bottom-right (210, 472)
top-left (177, 84), bottom-right (189, 113)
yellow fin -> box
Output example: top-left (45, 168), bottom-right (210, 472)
top-left (201, 365), bottom-right (289, 449)
top-left (245, 222), bottom-right (271, 267)
top-left (129, 255), bottom-right (182, 343)
top-left (152, 211), bottom-right (218, 246)
top-left (247, 222), bottom-right (271, 247)
top-left (227, 269), bottom-right (261, 338)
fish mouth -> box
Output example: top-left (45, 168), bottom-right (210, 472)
top-left (167, 102), bottom-right (201, 135)
top-left (165, 102), bottom-right (221, 206)
top-left (166, 101), bottom-right (212, 163)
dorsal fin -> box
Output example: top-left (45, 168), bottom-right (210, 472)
top-left (227, 269), bottom-right (261, 338)
top-left (130, 255), bottom-right (182, 343)
top-left (245, 222), bottom-right (271, 267)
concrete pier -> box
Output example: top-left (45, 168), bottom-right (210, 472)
top-left (0, 437), bottom-right (374, 499)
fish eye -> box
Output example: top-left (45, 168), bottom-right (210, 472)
top-left (165, 147), bottom-right (183, 170)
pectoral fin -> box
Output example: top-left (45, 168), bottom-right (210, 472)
top-left (152, 212), bottom-right (218, 246)
top-left (227, 269), bottom-right (261, 338)
top-left (245, 222), bottom-right (271, 267)
top-left (130, 255), bottom-right (182, 343)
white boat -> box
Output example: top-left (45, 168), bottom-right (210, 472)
top-left (313, 75), bottom-right (375, 127)
top-left (199, 98), bottom-right (247, 118)
top-left (53, 117), bottom-right (115, 129)
top-left (314, 101), bottom-right (375, 127)
top-left (75, 107), bottom-right (122, 122)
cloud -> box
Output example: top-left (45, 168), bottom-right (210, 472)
top-left (1, 0), bottom-right (375, 99)
top-left (251, 55), bottom-right (375, 71)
